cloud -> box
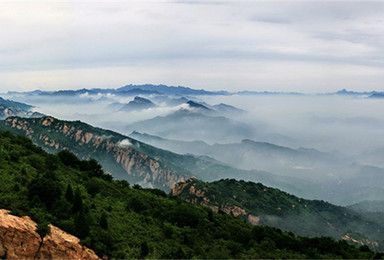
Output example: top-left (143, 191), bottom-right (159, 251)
top-left (0, 1), bottom-right (383, 93)
top-left (117, 139), bottom-right (132, 147)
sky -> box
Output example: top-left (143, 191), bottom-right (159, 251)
top-left (0, 0), bottom-right (384, 93)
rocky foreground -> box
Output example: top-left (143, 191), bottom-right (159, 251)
top-left (0, 209), bottom-right (99, 259)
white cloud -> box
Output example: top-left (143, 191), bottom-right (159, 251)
top-left (0, 1), bottom-right (383, 93)
top-left (117, 139), bottom-right (132, 147)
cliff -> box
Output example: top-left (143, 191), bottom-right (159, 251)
top-left (0, 209), bottom-right (99, 259)
top-left (3, 116), bottom-right (188, 190)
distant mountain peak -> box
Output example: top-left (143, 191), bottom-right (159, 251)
top-left (186, 101), bottom-right (212, 111)
top-left (132, 96), bottom-right (154, 104)
top-left (119, 96), bottom-right (156, 111)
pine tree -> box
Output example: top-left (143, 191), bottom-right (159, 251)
top-left (74, 213), bottom-right (90, 239)
top-left (72, 188), bottom-right (83, 213)
top-left (65, 184), bottom-right (74, 202)
top-left (100, 212), bottom-right (108, 230)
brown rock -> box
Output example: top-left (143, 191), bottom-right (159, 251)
top-left (0, 209), bottom-right (41, 259)
top-left (37, 225), bottom-right (99, 259)
top-left (0, 209), bottom-right (100, 259)
top-left (247, 214), bottom-right (260, 225)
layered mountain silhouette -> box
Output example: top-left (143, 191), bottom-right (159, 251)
top-left (0, 116), bottom-right (321, 199)
top-left (130, 131), bottom-right (384, 205)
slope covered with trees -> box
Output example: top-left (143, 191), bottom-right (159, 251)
top-left (0, 116), bottom-right (318, 198)
top-left (0, 130), bottom-right (382, 259)
top-left (172, 178), bottom-right (384, 251)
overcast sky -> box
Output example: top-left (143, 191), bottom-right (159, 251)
top-left (0, 0), bottom-right (383, 93)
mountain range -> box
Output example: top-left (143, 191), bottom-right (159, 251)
top-left (1, 92), bottom-right (384, 258)
top-left (6, 85), bottom-right (384, 97)
top-left (130, 131), bottom-right (384, 205)
top-left (2, 114), bottom-right (383, 205)
top-left (6, 84), bottom-right (229, 97)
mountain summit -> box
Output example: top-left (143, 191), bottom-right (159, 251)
top-left (120, 96), bottom-right (156, 111)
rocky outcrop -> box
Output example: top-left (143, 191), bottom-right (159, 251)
top-left (172, 178), bottom-right (260, 225)
top-left (0, 209), bottom-right (99, 259)
top-left (0, 106), bottom-right (41, 120)
top-left (0, 209), bottom-right (41, 259)
top-left (342, 233), bottom-right (380, 248)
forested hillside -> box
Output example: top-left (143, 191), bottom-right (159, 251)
top-left (0, 130), bottom-right (381, 259)
top-left (172, 178), bottom-right (384, 251)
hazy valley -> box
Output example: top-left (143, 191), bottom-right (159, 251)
top-left (1, 84), bottom-right (384, 258)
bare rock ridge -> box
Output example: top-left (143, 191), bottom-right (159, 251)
top-left (3, 116), bottom-right (188, 190)
top-left (0, 209), bottom-right (99, 259)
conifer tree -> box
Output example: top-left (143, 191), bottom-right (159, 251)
top-left (65, 184), bottom-right (74, 203)
top-left (100, 212), bottom-right (108, 230)
top-left (72, 188), bottom-right (83, 213)
top-left (74, 213), bottom-right (90, 239)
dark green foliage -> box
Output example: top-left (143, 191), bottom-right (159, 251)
top-left (85, 178), bottom-right (103, 197)
top-left (175, 178), bottom-right (384, 251)
top-left (99, 212), bottom-right (108, 230)
top-left (126, 195), bottom-right (147, 213)
top-left (74, 213), bottom-right (90, 239)
top-left (45, 154), bottom-right (59, 171)
top-left (28, 172), bottom-right (62, 209)
top-left (13, 184), bottom-right (20, 192)
top-left (65, 184), bottom-right (74, 202)
top-left (72, 188), bottom-right (83, 213)
top-left (170, 204), bottom-right (200, 228)
top-left (140, 242), bottom-right (149, 259)
top-left (0, 130), bottom-right (380, 259)
top-left (143, 188), bottom-right (167, 198)
top-left (36, 221), bottom-right (50, 238)
top-left (58, 149), bottom-right (81, 168)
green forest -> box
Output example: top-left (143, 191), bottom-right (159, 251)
top-left (174, 178), bottom-right (384, 250)
top-left (0, 130), bottom-right (382, 259)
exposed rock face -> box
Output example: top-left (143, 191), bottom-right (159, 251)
top-left (37, 225), bottom-right (99, 259)
top-left (0, 209), bottom-right (99, 259)
top-left (3, 116), bottom-right (188, 190)
top-left (342, 233), bottom-right (380, 248)
top-left (172, 178), bottom-right (260, 225)
top-left (0, 105), bottom-right (44, 120)
top-left (0, 209), bottom-right (41, 259)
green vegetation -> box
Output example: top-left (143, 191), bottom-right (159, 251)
top-left (0, 116), bottom-right (312, 196)
top-left (0, 130), bottom-right (382, 259)
top-left (175, 178), bottom-right (384, 251)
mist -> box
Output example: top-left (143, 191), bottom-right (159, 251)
top-left (201, 94), bottom-right (384, 156)
top-left (4, 90), bottom-right (384, 204)
top-left (5, 91), bottom-right (384, 164)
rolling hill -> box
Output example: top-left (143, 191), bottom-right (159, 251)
top-left (172, 178), bottom-right (384, 251)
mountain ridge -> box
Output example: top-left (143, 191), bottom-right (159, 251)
top-left (0, 97), bottom-right (44, 120)
top-left (172, 178), bottom-right (384, 251)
